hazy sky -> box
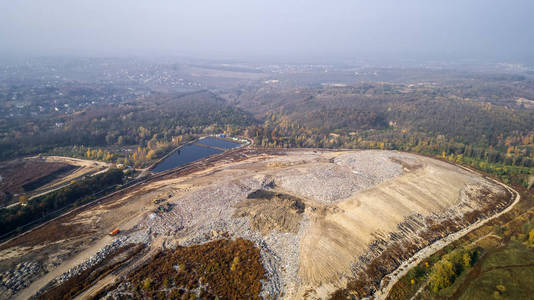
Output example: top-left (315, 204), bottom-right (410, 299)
top-left (1, 0), bottom-right (533, 63)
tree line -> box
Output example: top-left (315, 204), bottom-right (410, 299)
top-left (0, 169), bottom-right (125, 236)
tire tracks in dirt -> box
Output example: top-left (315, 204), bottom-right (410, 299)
top-left (373, 166), bottom-right (521, 300)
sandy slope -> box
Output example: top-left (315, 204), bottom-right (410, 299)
top-left (373, 167), bottom-right (520, 300)
top-left (2, 150), bottom-right (509, 300)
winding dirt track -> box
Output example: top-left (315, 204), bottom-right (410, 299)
top-left (374, 169), bottom-right (521, 300)
top-left (4, 150), bottom-right (517, 300)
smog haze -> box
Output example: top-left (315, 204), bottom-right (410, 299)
top-left (1, 0), bottom-right (534, 63)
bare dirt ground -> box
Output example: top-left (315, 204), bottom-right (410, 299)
top-left (0, 156), bottom-right (111, 208)
top-left (373, 176), bottom-right (520, 300)
top-left (14, 236), bottom-right (114, 300)
top-left (0, 150), bottom-right (510, 300)
top-left (233, 190), bottom-right (305, 235)
top-left (0, 159), bottom-right (73, 207)
top-left (28, 156), bottom-right (110, 195)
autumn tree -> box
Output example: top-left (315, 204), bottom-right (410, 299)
top-left (19, 195), bottom-right (29, 205)
top-left (428, 260), bottom-right (454, 292)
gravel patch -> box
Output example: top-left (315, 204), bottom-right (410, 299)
top-left (333, 151), bottom-right (404, 182)
top-left (0, 261), bottom-right (42, 299)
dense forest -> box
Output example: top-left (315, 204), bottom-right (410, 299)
top-left (0, 90), bottom-right (256, 162)
top-left (236, 83), bottom-right (534, 187)
top-left (1, 80), bottom-right (533, 186)
top-left (1, 61), bottom-right (534, 300)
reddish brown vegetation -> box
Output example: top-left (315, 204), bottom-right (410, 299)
top-left (0, 222), bottom-right (86, 250)
top-left (125, 238), bottom-right (265, 299)
top-left (0, 160), bottom-right (73, 205)
top-left (37, 243), bottom-right (144, 300)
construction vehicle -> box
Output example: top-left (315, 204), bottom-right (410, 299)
top-left (109, 228), bottom-right (120, 236)
top-left (153, 198), bottom-right (165, 205)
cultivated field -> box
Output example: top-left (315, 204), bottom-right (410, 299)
top-left (0, 150), bottom-right (511, 299)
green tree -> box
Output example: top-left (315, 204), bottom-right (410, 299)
top-left (429, 260), bottom-right (454, 292)
top-left (463, 252), bottom-right (471, 268)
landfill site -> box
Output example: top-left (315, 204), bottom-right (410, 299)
top-left (0, 149), bottom-right (513, 299)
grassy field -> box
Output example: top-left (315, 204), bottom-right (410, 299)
top-left (457, 242), bottom-right (534, 300)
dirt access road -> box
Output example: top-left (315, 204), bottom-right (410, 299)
top-left (3, 149), bottom-right (511, 300)
top-left (30, 156), bottom-right (110, 191)
top-left (373, 170), bottom-right (521, 300)
top-left (14, 236), bottom-right (114, 300)
top-left (7, 149), bottom-right (251, 300)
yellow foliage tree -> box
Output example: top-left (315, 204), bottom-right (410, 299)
top-left (463, 252), bottom-right (471, 268)
top-left (19, 195), bottom-right (29, 205)
top-left (528, 228), bottom-right (534, 246)
top-left (428, 260), bottom-right (454, 292)
top-left (147, 150), bottom-right (157, 160)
